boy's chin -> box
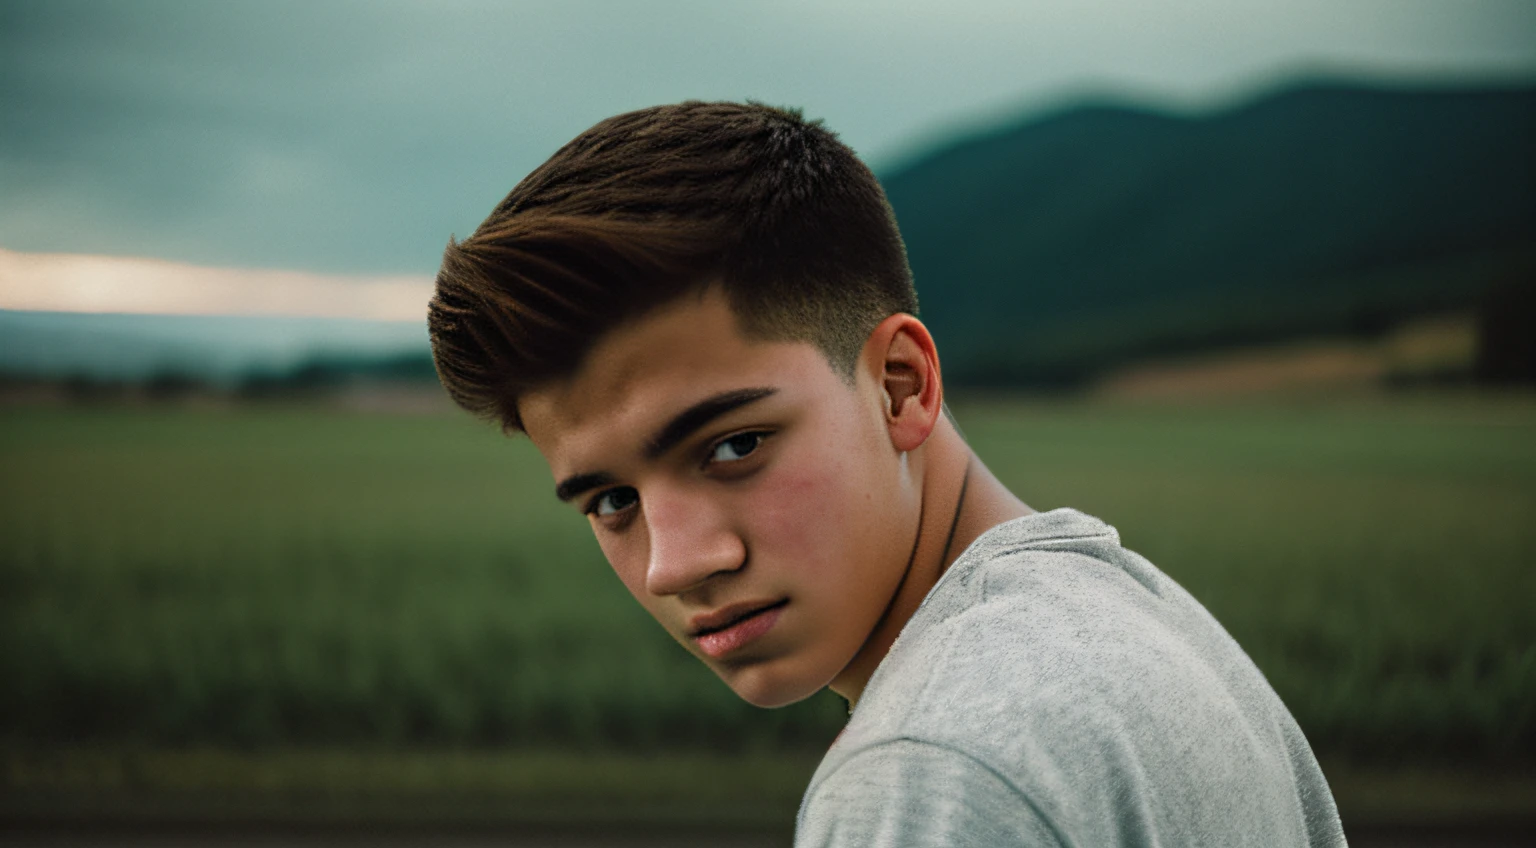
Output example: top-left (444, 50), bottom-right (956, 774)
top-left (717, 663), bottom-right (827, 709)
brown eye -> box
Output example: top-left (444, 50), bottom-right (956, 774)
top-left (590, 487), bottom-right (638, 517)
top-left (710, 432), bottom-right (764, 463)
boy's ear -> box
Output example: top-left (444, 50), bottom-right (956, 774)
top-left (866, 313), bottom-right (943, 453)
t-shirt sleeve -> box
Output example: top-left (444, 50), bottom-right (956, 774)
top-left (795, 739), bottom-right (1062, 848)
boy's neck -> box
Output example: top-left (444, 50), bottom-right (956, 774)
top-left (830, 415), bottom-right (1032, 708)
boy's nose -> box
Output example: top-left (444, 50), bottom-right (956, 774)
top-left (643, 490), bottom-right (745, 597)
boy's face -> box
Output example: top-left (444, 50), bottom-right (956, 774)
top-left (519, 287), bottom-right (920, 707)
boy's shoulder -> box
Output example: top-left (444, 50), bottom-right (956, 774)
top-left (796, 509), bottom-right (1345, 847)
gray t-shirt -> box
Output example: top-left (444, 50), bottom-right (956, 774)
top-left (796, 508), bottom-right (1345, 847)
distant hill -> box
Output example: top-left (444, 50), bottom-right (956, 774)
top-left (6, 82), bottom-right (1532, 391)
top-left (881, 81), bottom-right (1536, 386)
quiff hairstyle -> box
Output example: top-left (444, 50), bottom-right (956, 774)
top-left (427, 101), bottom-right (919, 432)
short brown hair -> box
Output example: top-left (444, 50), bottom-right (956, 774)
top-left (427, 101), bottom-right (918, 431)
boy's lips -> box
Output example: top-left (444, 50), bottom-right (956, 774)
top-left (689, 599), bottom-right (788, 659)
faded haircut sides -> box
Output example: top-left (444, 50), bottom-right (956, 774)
top-left (427, 101), bottom-right (919, 432)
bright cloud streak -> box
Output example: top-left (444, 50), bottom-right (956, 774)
top-left (0, 248), bottom-right (433, 320)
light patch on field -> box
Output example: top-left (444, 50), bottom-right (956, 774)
top-left (0, 247), bottom-right (433, 320)
top-left (1381, 313), bottom-right (1479, 373)
top-left (1096, 313), bottom-right (1478, 399)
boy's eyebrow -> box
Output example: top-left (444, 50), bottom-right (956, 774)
top-left (553, 386), bottom-right (778, 503)
top-left (643, 386), bottom-right (778, 460)
top-left (555, 471), bottom-right (618, 504)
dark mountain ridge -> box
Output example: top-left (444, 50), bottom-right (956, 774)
top-left (880, 81), bottom-right (1536, 386)
top-left (5, 81), bottom-right (1531, 391)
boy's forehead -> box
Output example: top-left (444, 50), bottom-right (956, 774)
top-left (521, 289), bottom-right (745, 430)
top-left (518, 288), bottom-right (829, 461)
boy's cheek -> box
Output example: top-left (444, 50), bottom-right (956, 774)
top-left (751, 447), bottom-right (861, 541)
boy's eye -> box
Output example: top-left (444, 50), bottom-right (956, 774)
top-left (591, 487), bottom-right (638, 517)
top-left (710, 432), bottom-right (764, 463)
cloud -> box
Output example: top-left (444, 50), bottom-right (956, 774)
top-left (0, 247), bottom-right (432, 320)
top-left (2, 0), bottom-right (1533, 275)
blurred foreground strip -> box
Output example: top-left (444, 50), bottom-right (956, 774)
top-left (5, 749), bottom-right (1536, 836)
top-left (2, 748), bottom-right (815, 829)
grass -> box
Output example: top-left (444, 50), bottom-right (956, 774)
top-left (2, 392), bottom-right (1533, 818)
top-left (0, 401), bottom-right (847, 752)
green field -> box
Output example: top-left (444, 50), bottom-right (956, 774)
top-left (2, 394), bottom-right (1534, 818)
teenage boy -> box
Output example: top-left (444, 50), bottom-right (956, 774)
top-left (428, 101), bottom-right (1346, 846)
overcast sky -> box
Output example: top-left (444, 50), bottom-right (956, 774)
top-left (3, 0), bottom-right (1534, 291)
